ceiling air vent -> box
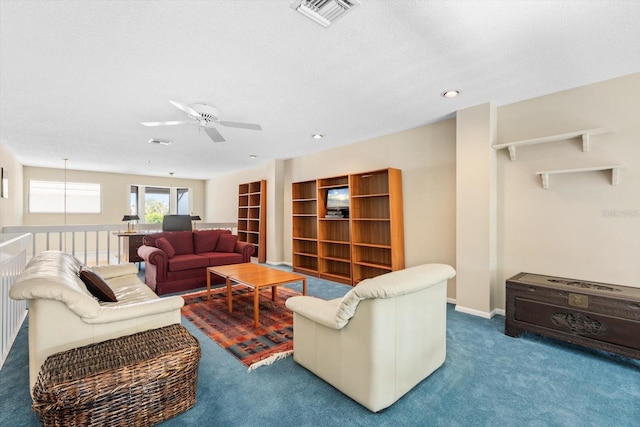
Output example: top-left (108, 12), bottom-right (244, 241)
top-left (291, 0), bottom-right (360, 28)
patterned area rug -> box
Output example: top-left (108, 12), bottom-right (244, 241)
top-left (181, 286), bottom-right (300, 370)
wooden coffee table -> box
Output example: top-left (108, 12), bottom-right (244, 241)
top-left (206, 263), bottom-right (307, 328)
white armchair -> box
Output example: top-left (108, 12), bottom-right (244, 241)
top-left (285, 263), bottom-right (456, 412)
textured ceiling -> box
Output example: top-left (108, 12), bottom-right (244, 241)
top-left (1, 0), bottom-right (639, 179)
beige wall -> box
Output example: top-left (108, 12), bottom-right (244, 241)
top-left (456, 103), bottom-right (498, 317)
top-left (22, 166), bottom-right (206, 226)
top-left (286, 120), bottom-right (458, 296)
top-left (205, 165), bottom-right (267, 223)
top-left (496, 73), bottom-right (640, 293)
top-left (0, 144), bottom-right (24, 227)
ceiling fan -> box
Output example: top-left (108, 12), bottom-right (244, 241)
top-left (141, 100), bottom-right (262, 143)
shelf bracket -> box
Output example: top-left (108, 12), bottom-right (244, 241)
top-left (582, 133), bottom-right (590, 152)
top-left (612, 166), bottom-right (620, 186)
top-left (508, 145), bottom-right (517, 161)
top-left (540, 173), bottom-right (550, 190)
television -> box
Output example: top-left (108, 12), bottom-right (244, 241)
top-left (326, 187), bottom-right (350, 211)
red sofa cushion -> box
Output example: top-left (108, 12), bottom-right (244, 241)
top-left (215, 234), bottom-right (238, 252)
top-left (201, 252), bottom-right (244, 266)
top-left (167, 254), bottom-right (210, 272)
top-left (193, 229), bottom-right (230, 253)
top-left (159, 231), bottom-right (194, 255)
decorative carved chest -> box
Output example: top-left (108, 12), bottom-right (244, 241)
top-left (505, 272), bottom-right (640, 360)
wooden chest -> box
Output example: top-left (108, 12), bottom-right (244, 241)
top-left (505, 272), bottom-right (640, 359)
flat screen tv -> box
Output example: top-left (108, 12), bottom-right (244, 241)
top-left (326, 187), bottom-right (349, 210)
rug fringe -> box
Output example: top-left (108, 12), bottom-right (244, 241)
top-left (247, 350), bottom-right (293, 372)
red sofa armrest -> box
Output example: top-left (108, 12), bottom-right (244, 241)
top-left (137, 245), bottom-right (169, 284)
top-left (234, 240), bottom-right (255, 262)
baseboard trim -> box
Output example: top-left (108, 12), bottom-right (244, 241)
top-left (265, 261), bottom-right (292, 267)
top-left (455, 305), bottom-right (493, 319)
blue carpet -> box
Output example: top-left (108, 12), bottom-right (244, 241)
top-left (1, 268), bottom-right (639, 426)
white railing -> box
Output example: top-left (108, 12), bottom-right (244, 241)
top-left (1, 223), bottom-right (238, 266)
top-left (1, 233), bottom-right (31, 370)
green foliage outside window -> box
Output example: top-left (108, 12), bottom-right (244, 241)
top-left (145, 199), bottom-right (168, 224)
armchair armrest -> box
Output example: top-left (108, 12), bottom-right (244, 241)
top-left (92, 263), bottom-right (138, 280)
top-left (285, 296), bottom-right (344, 330)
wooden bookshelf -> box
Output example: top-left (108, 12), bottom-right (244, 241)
top-left (237, 180), bottom-right (266, 263)
top-left (292, 180), bottom-right (318, 276)
top-left (292, 168), bottom-right (404, 286)
top-left (350, 168), bottom-right (404, 284)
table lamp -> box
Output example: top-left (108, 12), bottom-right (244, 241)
top-left (190, 215), bottom-right (201, 230)
top-left (122, 215), bottom-right (140, 233)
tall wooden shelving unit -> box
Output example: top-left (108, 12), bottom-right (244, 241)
top-left (237, 180), bottom-right (266, 263)
top-left (317, 175), bottom-right (351, 285)
top-left (292, 180), bottom-right (318, 275)
top-left (292, 168), bottom-right (404, 286)
top-left (350, 168), bottom-right (404, 284)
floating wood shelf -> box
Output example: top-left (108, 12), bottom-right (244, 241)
top-left (494, 127), bottom-right (614, 160)
top-left (535, 165), bottom-right (621, 189)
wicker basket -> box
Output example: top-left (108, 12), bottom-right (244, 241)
top-left (32, 323), bottom-right (201, 427)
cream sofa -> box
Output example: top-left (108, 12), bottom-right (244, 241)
top-left (285, 263), bottom-right (456, 412)
top-left (9, 251), bottom-right (184, 395)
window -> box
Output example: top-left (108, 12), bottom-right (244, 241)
top-left (144, 186), bottom-right (170, 224)
top-left (129, 185), bottom-right (192, 223)
top-left (29, 180), bottom-right (101, 213)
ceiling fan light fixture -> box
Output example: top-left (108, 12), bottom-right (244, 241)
top-left (441, 90), bottom-right (461, 98)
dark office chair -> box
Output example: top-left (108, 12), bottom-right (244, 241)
top-left (162, 215), bottom-right (193, 231)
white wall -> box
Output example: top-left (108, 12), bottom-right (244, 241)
top-left (0, 144), bottom-right (23, 227)
top-left (205, 165), bottom-right (267, 223)
top-left (496, 73), bottom-right (640, 297)
top-left (21, 166), bottom-right (206, 226)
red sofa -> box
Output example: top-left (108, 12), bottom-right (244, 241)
top-left (137, 229), bottom-right (254, 295)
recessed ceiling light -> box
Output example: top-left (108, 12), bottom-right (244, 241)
top-left (148, 138), bottom-right (172, 145)
top-left (441, 90), bottom-right (460, 98)
top-left (312, 134), bottom-right (324, 139)
top-left (249, 154), bottom-right (257, 159)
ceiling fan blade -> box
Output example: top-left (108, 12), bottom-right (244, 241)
top-left (169, 100), bottom-right (201, 118)
top-left (140, 120), bottom-right (191, 127)
top-left (219, 121), bottom-right (262, 131)
top-left (205, 127), bottom-right (226, 143)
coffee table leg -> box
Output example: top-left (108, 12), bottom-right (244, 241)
top-left (254, 286), bottom-right (260, 328)
top-left (302, 278), bottom-right (307, 295)
top-left (227, 277), bottom-right (233, 313)
top-left (271, 285), bottom-right (277, 301)
top-left (207, 270), bottom-right (211, 300)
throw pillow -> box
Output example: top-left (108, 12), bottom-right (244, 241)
top-left (215, 234), bottom-right (238, 253)
top-left (79, 267), bottom-right (118, 302)
top-left (156, 237), bottom-right (176, 258)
